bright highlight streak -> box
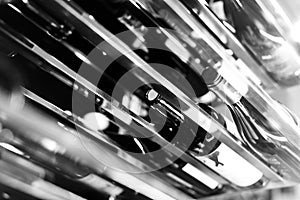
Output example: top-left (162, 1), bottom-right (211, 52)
top-left (290, 21), bottom-right (300, 43)
top-left (182, 164), bottom-right (219, 189)
top-left (0, 143), bottom-right (24, 156)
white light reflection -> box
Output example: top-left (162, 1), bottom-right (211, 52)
top-left (182, 163), bottom-right (219, 189)
top-left (222, 21), bottom-right (236, 33)
top-left (74, 51), bottom-right (93, 65)
top-left (88, 15), bottom-right (95, 21)
top-left (133, 138), bottom-right (146, 154)
top-left (166, 173), bottom-right (193, 188)
top-left (198, 0), bottom-right (208, 6)
top-left (57, 122), bottom-right (65, 128)
top-left (82, 112), bottom-right (110, 132)
top-left (259, 30), bottom-right (284, 44)
top-left (0, 143), bottom-right (24, 156)
top-left (290, 21), bottom-right (300, 43)
top-left (41, 138), bottom-right (59, 152)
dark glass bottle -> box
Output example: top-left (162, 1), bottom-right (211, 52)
top-left (134, 84), bottom-right (263, 187)
top-left (134, 84), bottom-right (208, 152)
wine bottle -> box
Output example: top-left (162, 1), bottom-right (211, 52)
top-left (202, 67), bottom-right (300, 181)
top-left (110, 89), bottom-right (227, 197)
top-left (187, 103), bottom-right (264, 187)
top-left (222, 0), bottom-right (300, 86)
top-left (132, 83), bottom-right (264, 187)
top-left (133, 84), bottom-right (208, 152)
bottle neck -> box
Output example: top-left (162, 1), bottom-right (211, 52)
top-left (202, 67), bottom-right (247, 105)
top-left (209, 77), bottom-right (243, 104)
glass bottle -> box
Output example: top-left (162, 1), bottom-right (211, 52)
top-left (186, 103), bottom-right (264, 187)
top-left (202, 66), bottom-right (300, 181)
top-left (136, 84), bottom-right (264, 187)
top-left (223, 0), bottom-right (300, 86)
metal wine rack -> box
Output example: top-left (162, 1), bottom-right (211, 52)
top-left (0, 0), bottom-right (300, 199)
